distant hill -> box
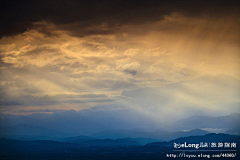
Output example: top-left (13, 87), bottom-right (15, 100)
top-left (58, 136), bottom-right (96, 143)
top-left (77, 138), bottom-right (139, 146)
top-left (0, 109), bottom-right (157, 137)
top-left (0, 123), bottom-right (65, 137)
top-left (165, 113), bottom-right (240, 134)
top-left (1, 112), bottom-right (238, 139)
top-left (146, 133), bottom-right (240, 147)
top-left (225, 127), bottom-right (240, 135)
top-left (1, 134), bottom-right (239, 160)
top-left (59, 136), bottom-right (157, 146)
top-left (92, 129), bottom-right (209, 141)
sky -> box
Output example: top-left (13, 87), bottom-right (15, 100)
top-left (0, 0), bottom-right (239, 122)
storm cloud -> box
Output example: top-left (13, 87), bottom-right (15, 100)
top-left (1, 0), bottom-right (239, 38)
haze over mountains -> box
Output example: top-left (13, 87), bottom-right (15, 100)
top-left (0, 109), bottom-right (157, 137)
top-left (0, 75), bottom-right (239, 141)
top-left (0, 112), bottom-right (239, 141)
top-left (121, 75), bottom-right (240, 123)
top-left (165, 113), bottom-right (240, 133)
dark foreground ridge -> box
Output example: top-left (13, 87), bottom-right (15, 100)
top-left (0, 133), bottom-right (239, 160)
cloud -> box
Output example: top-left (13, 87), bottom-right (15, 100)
top-left (117, 62), bottom-right (141, 76)
top-left (1, 0), bottom-right (239, 38)
top-left (15, 109), bottom-right (66, 113)
top-left (0, 3), bottom-right (239, 119)
top-left (123, 48), bottom-right (139, 57)
top-left (170, 63), bottom-right (195, 79)
top-left (0, 89), bottom-right (112, 106)
top-left (0, 44), bottom-right (16, 51)
top-left (96, 65), bottom-right (111, 73)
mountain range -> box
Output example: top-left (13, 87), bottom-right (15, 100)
top-left (0, 112), bottom-right (239, 140)
top-left (1, 133), bottom-right (239, 160)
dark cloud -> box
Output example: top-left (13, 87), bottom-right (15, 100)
top-left (111, 80), bottom-right (137, 90)
top-left (15, 109), bottom-right (67, 113)
top-left (123, 69), bottom-right (137, 76)
top-left (0, 91), bottom-right (111, 107)
top-left (1, 0), bottom-right (239, 38)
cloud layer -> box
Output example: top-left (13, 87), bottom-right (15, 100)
top-left (0, 1), bottom-right (239, 122)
